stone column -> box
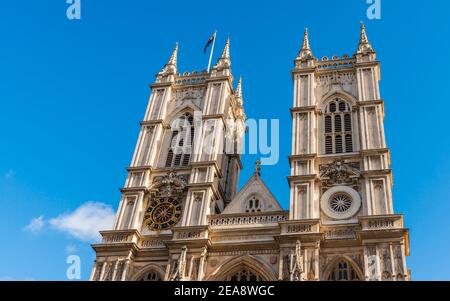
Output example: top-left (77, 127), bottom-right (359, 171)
top-left (121, 260), bottom-right (130, 281)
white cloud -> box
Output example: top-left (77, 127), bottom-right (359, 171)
top-left (24, 215), bottom-right (45, 234)
top-left (49, 202), bottom-right (115, 242)
top-left (65, 244), bottom-right (78, 254)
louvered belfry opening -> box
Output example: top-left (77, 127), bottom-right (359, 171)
top-left (165, 112), bottom-right (194, 167)
top-left (324, 98), bottom-right (353, 154)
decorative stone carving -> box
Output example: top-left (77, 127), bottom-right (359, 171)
top-left (173, 87), bottom-right (206, 109)
top-left (148, 171), bottom-right (188, 198)
top-left (380, 246), bottom-right (392, 274)
top-left (319, 160), bottom-right (361, 189)
top-left (170, 245), bottom-right (188, 281)
top-left (209, 259), bottom-right (218, 267)
top-left (320, 185), bottom-right (362, 220)
top-left (290, 241), bottom-right (304, 281)
top-left (324, 227), bottom-right (357, 240)
top-left (283, 254), bottom-right (290, 281)
top-left (316, 72), bottom-right (356, 96)
top-left (210, 213), bottom-right (287, 227)
top-left (306, 250), bottom-right (316, 281)
top-left (394, 246), bottom-right (404, 275)
top-left (366, 246), bottom-right (378, 281)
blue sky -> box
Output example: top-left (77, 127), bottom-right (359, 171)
top-left (0, 0), bottom-right (449, 280)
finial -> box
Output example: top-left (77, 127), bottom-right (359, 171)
top-left (159, 43), bottom-right (178, 75)
top-left (296, 28), bottom-right (314, 60)
top-left (236, 76), bottom-right (243, 98)
top-left (302, 28), bottom-right (310, 50)
top-left (221, 38), bottom-right (230, 59)
top-left (214, 38), bottom-right (231, 69)
top-left (167, 42), bottom-right (178, 67)
top-left (357, 22), bottom-right (374, 54)
top-left (359, 22), bottom-right (369, 44)
top-left (254, 159), bottom-right (261, 175)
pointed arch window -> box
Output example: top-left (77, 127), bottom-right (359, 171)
top-left (227, 267), bottom-right (261, 281)
top-left (327, 260), bottom-right (361, 281)
top-left (165, 113), bottom-right (194, 167)
top-left (245, 195), bottom-right (262, 212)
top-left (323, 99), bottom-right (354, 154)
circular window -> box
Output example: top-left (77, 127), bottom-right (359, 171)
top-left (329, 193), bottom-right (352, 213)
top-left (321, 186), bottom-right (361, 220)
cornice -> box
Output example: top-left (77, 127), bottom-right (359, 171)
top-left (290, 106), bottom-right (318, 116)
top-left (291, 67), bottom-right (316, 75)
top-left (354, 60), bottom-right (380, 68)
top-left (288, 154), bottom-right (317, 162)
top-left (360, 148), bottom-right (390, 156)
top-left (206, 75), bottom-right (234, 89)
top-left (362, 169), bottom-right (392, 177)
top-left (201, 113), bottom-right (225, 121)
top-left (149, 82), bottom-right (174, 89)
top-left (120, 187), bottom-right (146, 194)
top-left (191, 160), bottom-right (223, 178)
top-left (356, 99), bottom-right (384, 106)
top-left (140, 119), bottom-right (169, 128)
top-left (287, 174), bottom-right (317, 185)
top-left (126, 165), bottom-right (152, 172)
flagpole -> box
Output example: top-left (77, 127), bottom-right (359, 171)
top-left (207, 30), bottom-right (217, 73)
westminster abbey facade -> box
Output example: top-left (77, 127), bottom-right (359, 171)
top-left (90, 24), bottom-right (410, 281)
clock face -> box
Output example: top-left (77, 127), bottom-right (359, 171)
top-left (144, 197), bottom-right (182, 231)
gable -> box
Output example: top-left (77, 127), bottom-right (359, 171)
top-left (222, 174), bottom-right (282, 214)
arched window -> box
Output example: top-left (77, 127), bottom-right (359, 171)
top-left (327, 260), bottom-right (361, 281)
top-left (227, 267), bottom-right (261, 281)
top-left (139, 270), bottom-right (162, 281)
top-left (245, 195), bottom-right (262, 212)
top-left (323, 99), bottom-right (353, 154)
top-left (165, 113), bottom-right (194, 167)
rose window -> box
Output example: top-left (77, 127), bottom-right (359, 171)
top-left (320, 186), bottom-right (361, 220)
top-left (329, 193), bottom-right (352, 213)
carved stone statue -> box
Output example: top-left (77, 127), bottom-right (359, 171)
top-left (148, 171), bottom-right (188, 199)
top-left (307, 250), bottom-right (316, 281)
top-left (170, 246), bottom-right (188, 281)
top-left (319, 160), bottom-right (361, 188)
top-left (394, 246), bottom-right (404, 275)
top-left (381, 247), bottom-right (392, 273)
top-left (290, 240), bottom-right (304, 281)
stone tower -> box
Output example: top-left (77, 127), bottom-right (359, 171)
top-left (286, 24), bottom-right (410, 280)
top-left (90, 40), bottom-right (247, 281)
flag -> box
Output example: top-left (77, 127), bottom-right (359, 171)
top-left (203, 33), bottom-right (216, 53)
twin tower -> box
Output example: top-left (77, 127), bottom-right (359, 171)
top-left (90, 24), bottom-right (410, 281)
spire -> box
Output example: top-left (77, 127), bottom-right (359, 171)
top-left (221, 38), bottom-right (230, 60)
top-left (214, 38), bottom-right (231, 69)
top-left (235, 76), bottom-right (243, 106)
top-left (296, 28), bottom-right (314, 60)
top-left (167, 42), bottom-right (178, 67)
top-left (159, 43), bottom-right (178, 75)
top-left (301, 28), bottom-right (311, 50)
top-left (356, 22), bottom-right (374, 54)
